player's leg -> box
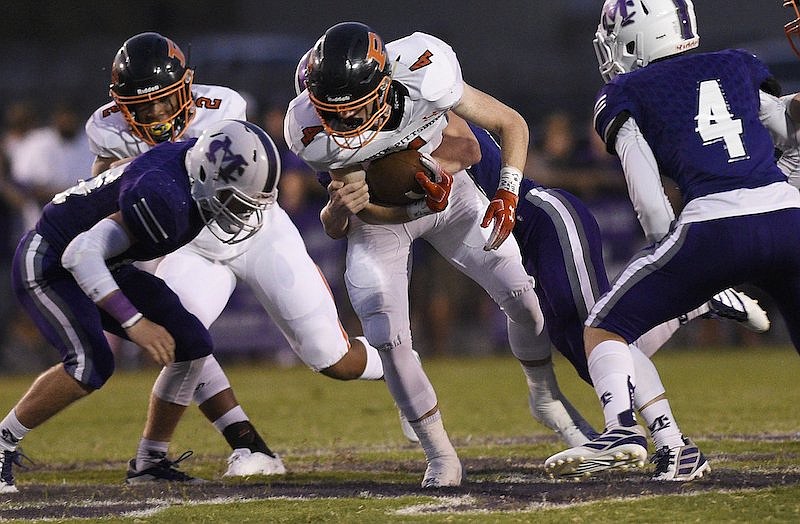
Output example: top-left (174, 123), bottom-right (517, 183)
top-left (235, 206), bottom-right (383, 381)
top-left (0, 232), bottom-right (116, 492)
top-left (115, 266), bottom-right (214, 483)
top-left (547, 221), bottom-right (739, 478)
top-left (346, 216), bottom-right (462, 487)
top-left (156, 245), bottom-right (282, 476)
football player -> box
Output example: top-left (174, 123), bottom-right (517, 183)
top-left (0, 119), bottom-right (276, 493)
top-left (546, 0), bottom-right (800, 479)
top-left (462, 116), bottom-right (767, 480)
top-left (286, 22), bottom-right (552, 488)
top-left (85, 32), bottom-right (394, 482)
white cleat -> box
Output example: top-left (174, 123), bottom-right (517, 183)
top-left (545, 426), bottom-right (648, 479)
top-left (421, 456), bottom-right (464, 488)
top-left (651, 436), bottom-right (710, 481)
top-left (707, 288), bottom-right (770, 333)
top-left (223, 449), bottom-right (287, 477)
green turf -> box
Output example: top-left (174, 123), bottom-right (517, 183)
top-left (0, 345), bottom-right (798, 521)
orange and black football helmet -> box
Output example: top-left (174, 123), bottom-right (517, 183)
top-left (110, 32), bottom-right (195, 145)
top-left (305, 22), bottom-right (393, 149)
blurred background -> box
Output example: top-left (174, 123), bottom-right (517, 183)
top-left (0, 1), bottom-right (796, 372)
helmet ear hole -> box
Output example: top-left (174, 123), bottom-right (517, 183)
top-left (197, 165), bottom-right (207, 183)
top-left (626, 41), bottom-right (636, 55)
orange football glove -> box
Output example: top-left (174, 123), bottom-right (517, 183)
top-left (481, 189), bottom-right (518, 250)
top-left (415, 153), bottom-right (453, 213)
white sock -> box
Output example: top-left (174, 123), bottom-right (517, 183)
top-left (639, 399), bottom-right (684, 449)
top-left (0, 410), bottom-right (30, 451)
top-left (587, 340), bottom-right (637, 429)
top-left (520, 361), bottom-right (595, 445)
top-left (356, 336), bottom-right (384, 380)
top-left (213, 405), bottom-right (248, 433)
top-left (409, 410), bottom-right (457, 462)
top-left (136, 439), bottom-right (169, 470)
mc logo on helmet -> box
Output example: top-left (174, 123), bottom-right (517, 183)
top-left (206, 136), bottom-right (249, 183)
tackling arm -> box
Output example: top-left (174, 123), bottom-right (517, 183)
top-left (451, 83), bottom-right (529, 250)
top-left (61, 212), bottom-right (175, 364)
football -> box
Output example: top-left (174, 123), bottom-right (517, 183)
top-left (365, 150), bottom-right (429, 206)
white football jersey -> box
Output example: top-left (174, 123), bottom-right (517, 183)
top-left (285, 32), bottom-right (464, 171)
top-left (85, 84), bottom-right (247, 159)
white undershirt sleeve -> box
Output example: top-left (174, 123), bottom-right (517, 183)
top-left (614, 118), bottom-right (675, 244)
top-left (61, 218), bottom-right (133, 303)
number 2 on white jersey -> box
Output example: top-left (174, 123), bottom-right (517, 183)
top-left (695, 79), bottom-right (746, 162)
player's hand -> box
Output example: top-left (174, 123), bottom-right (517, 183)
top-left (327, 179), bottom-right (370, 215)
top-left (416, 153), bottom-right (453, 213)
top-left (481, 189), bottom-right (518, 251)
top-left (125, 317), bottom-right (175, 366)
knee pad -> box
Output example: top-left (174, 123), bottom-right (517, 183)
top-left (153, 355), bottom-right (211, 406)
top-left (499, 286), bottom-right (545, 333)
top-left (192, 355), bottom-right (232, 404)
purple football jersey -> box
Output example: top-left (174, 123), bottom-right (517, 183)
top-left (35, 139), bottom-right (203, 262)
top-left (593, 49), bottom-right (785, 203)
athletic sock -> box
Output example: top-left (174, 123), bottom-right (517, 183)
top-left (588, 340), bottom-right (637, 429)
top-left (222, 420), bottom-right (275, 457)
top-left (639, 399), bottom-right (684, 449)
top-left (0, 410), bottom-right (30, 451)
top-left (356, 336), bottom-right (384, 380)
top-left (135, 439), bottom-right (169, 471)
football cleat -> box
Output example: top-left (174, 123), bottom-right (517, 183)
top-left (651, 436), bottom-right (710, 481)
top-left (0, 449), bottom-right (20, 493)
top-left (125, 450), bottom-right (205, 484)
top-left (706, 288), bottom-right (770, 333)
top-left (545, 426), bottom-right (648, 478)
top-left (421, 456), bottom-right (464, 488)
top-left (223, 448), bottom-right (287, 477)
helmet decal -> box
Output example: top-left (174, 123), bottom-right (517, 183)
top-left (602, 0), bottom-right (636, 34)
top-left (673, 0), bottom-right (696, 39)
top-left (166, 38), bottom-right (186, 68)
top-left (366, 32), bottom-right (387, 70)
top-left (205, 135), bottom-right (249, 184)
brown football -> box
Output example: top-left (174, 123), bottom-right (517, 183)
top-left (365, 150), bottom-right (429, 206)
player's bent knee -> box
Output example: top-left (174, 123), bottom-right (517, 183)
top-left (153, 355), bottom-right (211, 406)
top-left (501, 287), bottom-right (544, 331)
top-left (319, 343), bottom-right (367, 380)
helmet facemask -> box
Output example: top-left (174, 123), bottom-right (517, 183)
top-left (193, 182), bottom-right (268, 244)
top-left (308, 75), bottom-right (392, 149)
top-left (112, 68), bottom-right (195, 146)
top-left (785, 0), bottom-right (800, 58)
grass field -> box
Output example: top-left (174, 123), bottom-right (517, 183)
top-left (0, 345), bottom-right (798, 522)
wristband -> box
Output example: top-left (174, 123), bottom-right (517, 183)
top-left (120, 312), bottom-right (144, 329)
top-left (103, 291), bottom-right (141, 328)
top-left (497, 166), bottom-right (523, 196)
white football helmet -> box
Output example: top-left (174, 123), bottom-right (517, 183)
top-left (593, 0), bottom-right (700, 82)
top-left (185, 119), bottom-right (281, 244)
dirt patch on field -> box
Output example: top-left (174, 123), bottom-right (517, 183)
top-left (2, 455), bottom-right (799, 520)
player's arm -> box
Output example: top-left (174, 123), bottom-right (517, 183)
top-left (61, 212), bottom-right (175, 364)
top-left (451, 83), bottom-right (529, 250)
top-left (434, 112), bottom-right (482, 173)
top-left (611, 116), bottom-right (675, 243)
top-left (321, 159), bottom-right (452, 235)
